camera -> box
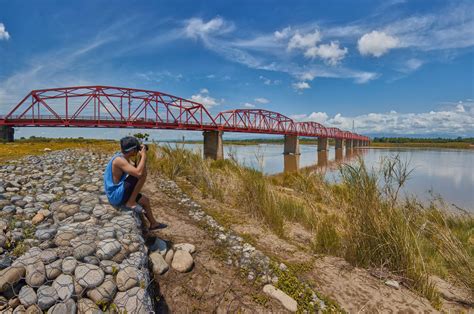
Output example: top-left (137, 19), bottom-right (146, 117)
top-left (141, 144), bottom-right (149, 151)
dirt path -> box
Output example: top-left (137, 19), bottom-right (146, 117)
top-left (143, 179), bottom-right (288, 313)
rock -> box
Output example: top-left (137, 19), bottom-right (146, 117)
top-left (113, 287), bottom-right (150, 314)
top-left (8, 297), bottom-right (20, 308)
top-left (56, 204), bottom-right (80, 220)
top-left (0, 254), bottom-right (13, 269)
top-left (171, 250), bottom-right (194, 273)
top-left (13, 304), bottom-right (25, 314)
top-left (61, 257), bottom-right (77, 274)
top-left (64, 297), bottom-right (77, 313)
top-left (37, 285), bottom-right (59, 310)
top-left (52, 274), bottom-right (74, 300)
top-left (263, 284), bottom-right (297, 312)
top-left (19, 286), bottom-right (37, 307)
top-left (25, 304), bottom-right (42, 314)
top-left (97, 226), bottom-right (115, 240)
top-left (77, 298), bottom-right (98, 313)
top-left (75, 264), bottom-right (104, 289)
top-left (31, 213), bottom-right (45, 225)
top-left (83, 256), bottom-right (99, 265)
top-left (45, 259), bottom-right (62, 280)
top-left (36, 194), bottom-right (55, 203)
top-left (40, 249), bottom-right (58, 264)
top-left (100, 260), bottom-right (119, 274)
top-left (173, 243), bottom-right (196, 254)
top-left (385, 279), bottom-right (400, 289)
top-left (47, 303), bottom-right (66, 314)
top-left (54, 231), bottom-right (76, 247)
top-left (35, 228), bottom-right (56, 241)
top-left (87, 276), bottom-right (117, 303)
top-left (73, 212), bottom-right (90, 222)
top-left (150, 252), bottom-right (169, 275)
top-left (148, 237), bottom-right (167, 255)
top-left (164, 249), bottom-right (174, 265)
top-left (96, 239), bottom-right (121, 260)
top-left (25, 259), bottom-right (46, 287)
top-left (116, 266), bottom-right (140, 291)
top-left (73, 242), bottom-right (96, 260)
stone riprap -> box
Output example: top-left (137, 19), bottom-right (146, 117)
top-left (0, 150), bottom-right (154, 313)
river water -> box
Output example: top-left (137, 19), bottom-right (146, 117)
top-left (164, 143), bottom-right (474, 212)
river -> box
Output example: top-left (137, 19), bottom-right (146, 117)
top-left (163, 143), bottom-right (474, 212)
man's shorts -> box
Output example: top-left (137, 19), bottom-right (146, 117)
top-left (120, 175), bottom-right (143, 205)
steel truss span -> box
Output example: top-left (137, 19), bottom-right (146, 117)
top-left (0, 86), bottom-right (369, 141)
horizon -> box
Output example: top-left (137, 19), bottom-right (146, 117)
top-left (1, 0), bottom-right (473, 138)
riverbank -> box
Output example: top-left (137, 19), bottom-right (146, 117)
top-left (371, 142), bottom-right (474, 149)
top-left (149, 145), bottom-right (474, 311)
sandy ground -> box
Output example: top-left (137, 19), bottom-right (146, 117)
top-left (142, 179), bottom-right (288, 313)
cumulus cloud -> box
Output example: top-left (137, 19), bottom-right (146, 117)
top-left (0, 23), bottom-right (10, 40)
top-left (190, 88), bottom-right (220, 108)
top-left (304, 41), bottom-right (348, 65)
top-left (358, 30), bottom-right (400, 57)
top-left (288, 30), bottom-right (321, 50)
top-left (243, 102), bottom-right (255, 108)
top-left (274, 26), bottom-right (292, 40)
top-left (254, 97), bottom-right (269, 104)
top-left (184, 17), bottom-right (234, 40)
top-left (292, 101), bottom-right (474, 136)
top-left (292, 81), bottom-right (310, 91)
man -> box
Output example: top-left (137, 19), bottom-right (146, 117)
top-left (104, 136), bottom-right (165, 230)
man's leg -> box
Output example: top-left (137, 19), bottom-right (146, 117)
top-left (125, 174), bottom-right (146, 208)
top-left (137, 195), bottom-right (160, 228)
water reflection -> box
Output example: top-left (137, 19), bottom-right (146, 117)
top-left (283, 154), bottom-right (299, 173)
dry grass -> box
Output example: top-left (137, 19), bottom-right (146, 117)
top-left (0, 138), bottom-right (117, 163)
top-left (149, 145), bottom-right (474, 307)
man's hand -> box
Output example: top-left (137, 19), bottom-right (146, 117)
top-left (139, 145), bottom-right (147, 158)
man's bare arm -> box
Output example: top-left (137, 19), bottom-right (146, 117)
top-left (116, 148), bottom-right (147, 177)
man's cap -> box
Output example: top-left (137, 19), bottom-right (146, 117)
top-left (120, 136), bottom-right (141, 153)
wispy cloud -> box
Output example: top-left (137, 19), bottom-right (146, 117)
top-left (190, 88), bottom-right (222, 109)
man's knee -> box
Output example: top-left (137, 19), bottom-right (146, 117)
top-left (139, 195), bottom-right (150, 206)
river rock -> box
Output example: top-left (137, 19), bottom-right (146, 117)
top-left (171, 250), bottom-right (194, 273)
top-left (31, 213), bottom-right (45, 225)
top-left (54, 231), bottom-right (76, 247)
top-left (113, 287), bottom-right (149, 314)
top-left (150, 252), bottom-right (169, 275)
top-left (61, 257), bottom-right (77, 274)
top-left (35, 228), bottom-right (57, 241)
top-left (45, 259), bottom-right (62, 280)
top-left (52, 274), bottom-right (74, 300)
top-left (96, 239), bottom-right (121, 260)
top-left (116, 266), bottom-right (140, 291)
top-left (87, 275), bottom-right (117, 303)
top-left (73, 242), bottom-right (96, 260)
top-left (36, 194), bottom-right (55, 203)
top-left (75, 264), bottom-right (104, 288)
top-left (165, 249), bottom-right (174, 265)
top-left (25, 259), bottom-right (46, 287)
top-left (173, 243), bottom-right (196, 254)
top-left (77, 298), bottom-right (98, 313)
top-left (37, 285), bottom-right (59, 310)
top-left (18, 286), bottom-right (37, 307)
top-left (25, 304), bottom-right (42, 314)
top-left (40, 249), bottom-right (58, 264)
top-left (263, 284), bottom-right (298, 312)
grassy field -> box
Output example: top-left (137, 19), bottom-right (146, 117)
top-left (0, 138), bottom-right (118, 163)
top-left (371, 142), bottom-right (474, 149)
top-left (148, 144), bottom-right (473, 309)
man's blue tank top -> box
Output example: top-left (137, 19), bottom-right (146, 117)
top-left (103, 152), bottom-right (128, 206)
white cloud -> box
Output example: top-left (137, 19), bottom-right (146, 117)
top-left (243, 102), bottom-right (255, 108)
top-left (136, 70), bottom-right (183, 83)
top-left (358, 30), bottom-right (400, 57)
top-left (184, 17), bottom-right (234, 40)
top-left (292, 101), bottom-right (474, 136)
top-left (274, 27), bottom-right (292, 40)
top-left (259, 75), bottom-right (281, 85)
top-left (190, 89), bottom-right (220, 108)
top-left (402, 58), bottom-right (424, 72)
top-left (288, 30), bottom-right (321, 51)
top-left (292, 81), bottom-right (310, 91)
top-left (206, 74), bottom-right (215, 79)
top-left (0, 23), bottom-right (10, 40)
top-left (254, 97), bottom-right (269, 104)
top-left (304, 41), bottom-right (348, 65)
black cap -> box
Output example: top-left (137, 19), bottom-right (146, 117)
top-left (120, 136), bottom-right (140, 153)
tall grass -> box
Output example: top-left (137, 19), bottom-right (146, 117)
top-left (148, 145), bottom-right (473, 306)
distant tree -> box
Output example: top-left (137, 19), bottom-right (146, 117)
top-left (133, 132), bottom-right (150, 141)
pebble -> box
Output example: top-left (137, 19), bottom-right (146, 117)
top-left (37, 285), bottom-right (59, 310)
top-left (385, 279), bottom-right (400, 289)
top-left (116, 266), bottom-right (140, 291)
top-left (150, 252), bottom-right (169, 275)
top-left (61, 257), bottom-right (77, 274)
top-left (52, 274), bottom-right (74, 300)
top-left (18, 286), bottom-right (37, 307)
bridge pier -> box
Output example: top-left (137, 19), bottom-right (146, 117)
top-left (283, 135), bottom-right (300, 155)
top-left (353, 140), bottom-right (359, 148)
top-left (203, 130), bottom-right (223, 160)
top-left (335, 138), bottom-right (343, 150)
top-left (0, 126), bottom-right (14, 142)
top-left (317, 137), bottom-right (328, 152)
top-left (345, 139), bottom-right (353, 150)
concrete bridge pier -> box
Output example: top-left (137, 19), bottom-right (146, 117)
top-left (335, 138), bottom-right (344, 150)
top-left (284, 135), bottom-right (300, 155)
top-left (345, 139), bottom-right (353, 150)
top-left (0, 126), bottom-right (14, 142)
top-left (203, 130), bottom-right (223, 160)
top-left (317, 137), bottom-right (328, 152)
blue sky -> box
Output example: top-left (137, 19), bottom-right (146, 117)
top-left (0, 0), bottom-right (473, 139)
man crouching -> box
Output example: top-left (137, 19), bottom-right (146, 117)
top-left (103, 136), bottom-right (165, 231)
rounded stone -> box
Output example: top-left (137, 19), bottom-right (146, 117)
top-left (52, 274), bottom-right (74, 300)
top-left (171, 250), bottom-right (194, 273)
top-left (113, 287), bottom-right (150, 314)
top-left (96, 239), bottom-right (121, 260)
top-left (86, 276), bottom-right (117, 303)
top-left (75, 264), bottom-right (105, 289)
top-left (116, 266), bottom-right (140, 292)
top-left (150, 252), bottom-right (169, 275)
top-left (37, 285), bottom-right (59, 310)
top-left (173, 243), bottom-right (196, 254)
top-left (61, 257), bottom-right (77, 274)
top-left (19, 285), bottom-right (37, 307)
top-left (25, 259), bottom-right (46, 287)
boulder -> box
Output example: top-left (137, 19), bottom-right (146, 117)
top-left (171, 250), bottom-right (194, 273)
top-left (263, 284), bottom-right (297, 312)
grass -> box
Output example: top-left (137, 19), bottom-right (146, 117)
top-left (0, 138), bottom-right (117, 163)
top-left (371, 142), bottom-right (473, 149)
top-left (149, 144), bottom-right (474, 308)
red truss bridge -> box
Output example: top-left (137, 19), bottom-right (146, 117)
top-left (0, 86), bottom-right (369, 158)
